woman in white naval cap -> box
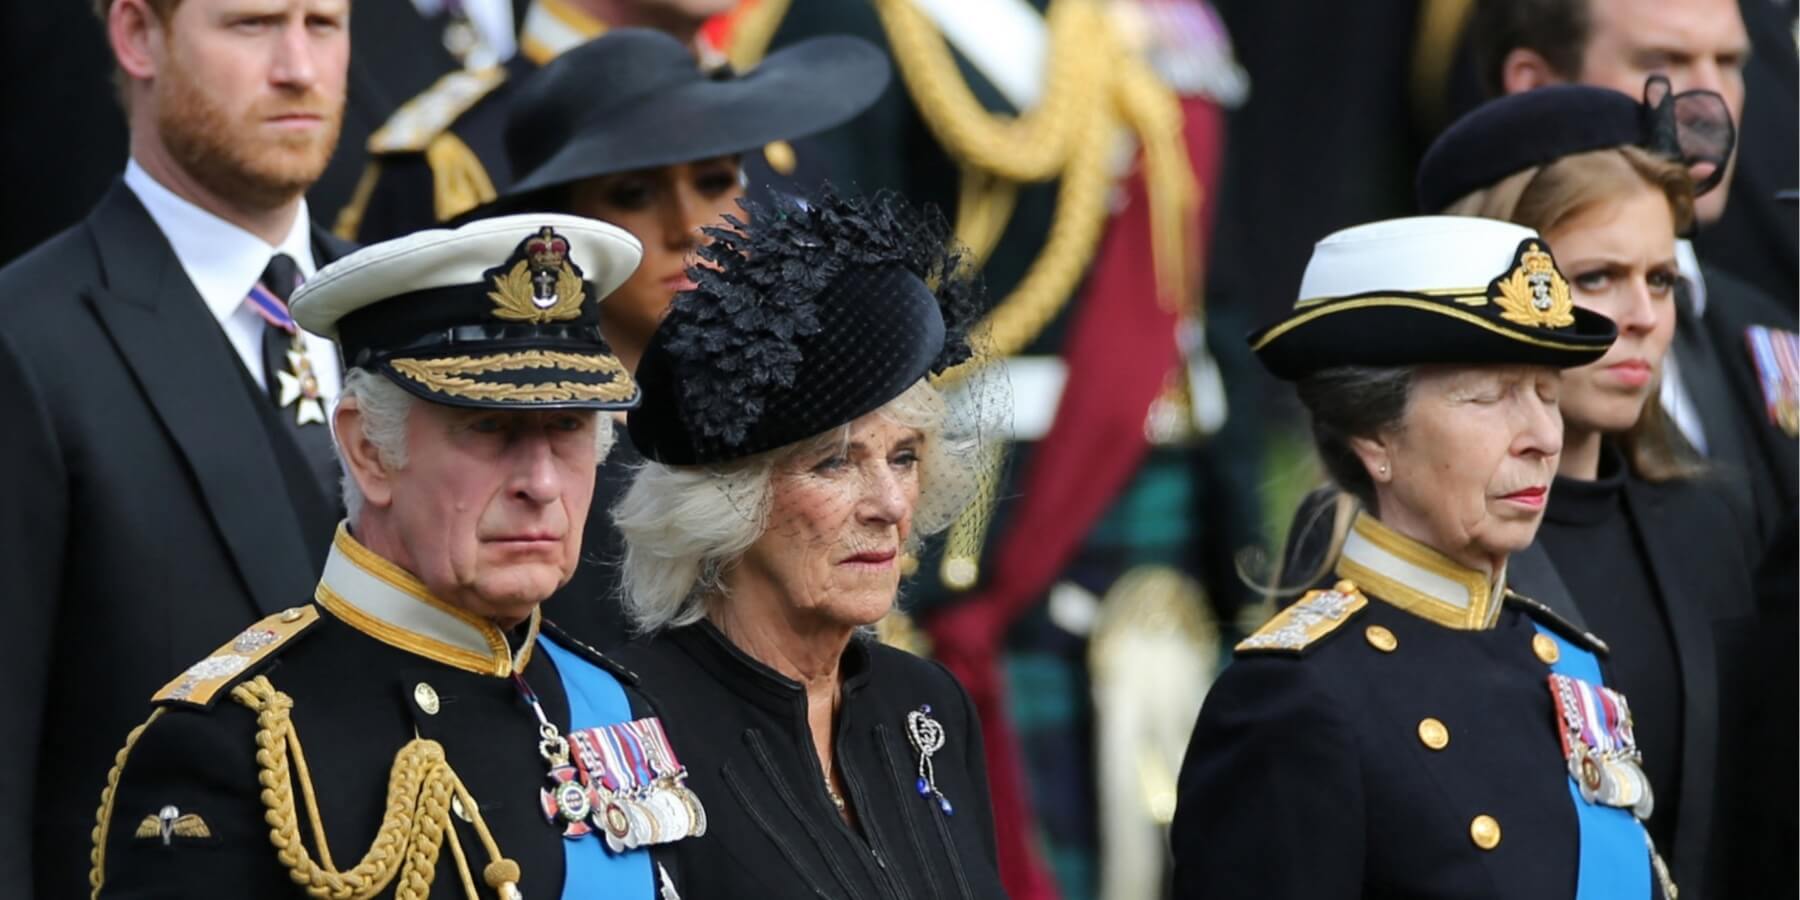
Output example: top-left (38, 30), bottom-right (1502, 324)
top-left (1170, 217), bottom-right (1681, 899)
top-left (90, 214), bottom-right (704, 899)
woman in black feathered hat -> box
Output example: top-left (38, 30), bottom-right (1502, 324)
top-left (460, 27), bottom-right (890, 649)
top-left (603, 186), bottom-right (1010, 900)
top-left (1419, 75), bottom-right (1765, 897)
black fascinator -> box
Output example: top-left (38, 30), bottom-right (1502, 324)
top-left (1417, 75), bottom-right (1737, 213)
top-left (628, 186), bottom-right (988, 466)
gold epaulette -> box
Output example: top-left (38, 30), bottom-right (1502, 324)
top-left (151, 606), bottom-right (320, 708)
top-left (367, 67), bottom-right (509, 155)
top-left (1235, 581), bottom-right (1368, 655)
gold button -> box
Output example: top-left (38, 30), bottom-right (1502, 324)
top-left (1333, 579), bottom-right (1357, 594)
top-left (1470, 814), bottom-right (1502, 850)
top-left (1364, 625), bottom-right (1397, 653)
top-left (413, 682), bottom-right (440, 716)
top-left (1418, 717), bottom-right (1449, 750)
top-left (1532, 633), bottom-right (1561, 664)
top-left (763, 140), bottom-right (798, 175)
top-left (280, 606), bottom-right (305, 623)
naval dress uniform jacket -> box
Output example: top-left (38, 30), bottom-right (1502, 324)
top-left (0, 182), bottom-right (346, 899)
top-left (610, 623), bottom-right (1009, 899)
top-left (1173, 513), bottom-right (1674, 900)
top-left (92, 526), bottom-right (689, 899)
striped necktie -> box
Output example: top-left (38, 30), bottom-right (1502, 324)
top-left (246, 253), bottom-right (327, 428)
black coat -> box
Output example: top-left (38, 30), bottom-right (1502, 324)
top-left (91, 607), bottom-right (682, 897)
top-left (1532, 464), bottom-right (1762, 899)
top-left (610, 623), bottom-right (1008, 899)
top-left (1680, 264), bottom-right (1799, 543)
top-left (1173, 584), bottom-right (1669, 899)
top-left (0, 183), bottom-right (345, 898)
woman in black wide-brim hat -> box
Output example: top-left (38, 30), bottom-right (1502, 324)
top-left (478, 28), bottom-right (890, 374)
top-left (462, 29), bottom-right (889, 650)
top-left (604, 186), bottom-right (1011, 899)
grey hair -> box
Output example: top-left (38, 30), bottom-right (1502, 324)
top-left (613, 379), bottom-right (964, 635)
top-left (334, 367), bottom-right (616, 522)
top-left (1294, 365), bottom-right (1416, 513)
top-left (336, 368), bottom-right (415, 522)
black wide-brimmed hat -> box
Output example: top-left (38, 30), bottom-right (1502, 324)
top-left (1417, 75), bottom-right (1736, 213)
top-left (628, 187), bottom-right (986, 466)
top-left (1250, 216), bottom-right (1618, 381)
top-left (483, 28), bottom-right (888, 211)
top-left (293, 214), bottom-right (643, 410)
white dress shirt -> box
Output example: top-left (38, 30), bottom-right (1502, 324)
top-left (123, 160), bottom-right (343, 408)
top-left (1661, 238), bottom-right (1708, 454)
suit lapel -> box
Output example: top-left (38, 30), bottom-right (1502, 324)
top-left (83, 183), bottom-right (320, 618)
top-left (1621, 480), bottom-right (1718, 879)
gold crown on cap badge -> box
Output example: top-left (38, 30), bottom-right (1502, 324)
top-left (1492, 240), bottom-right (1575, 329)
top-left (489, 225), bottom-right (586, 323)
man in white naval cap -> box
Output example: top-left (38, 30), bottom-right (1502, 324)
top-left (89, 214), bottom-right (704, 899)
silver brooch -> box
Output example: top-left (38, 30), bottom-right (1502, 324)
top-left (906, 705), bottom-right (953, 815)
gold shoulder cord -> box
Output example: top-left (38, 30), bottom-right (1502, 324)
top-left (870, 0), bottom-right (1201, 367)
top-left (89, 677), bottom-right (524, 900)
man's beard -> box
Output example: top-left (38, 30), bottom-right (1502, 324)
top-left (155, 56), bottom-right (342, 211)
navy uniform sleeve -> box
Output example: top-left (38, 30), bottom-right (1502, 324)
top-left (0, 329), bottom-right (66, 894)
top-left (94, 704), bottom-right (293, 898)
top-left (1170, 656), bottom-right (1365, 899)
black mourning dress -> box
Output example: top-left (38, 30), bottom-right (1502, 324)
top-left (611, 622), bottom-right (1009, 899)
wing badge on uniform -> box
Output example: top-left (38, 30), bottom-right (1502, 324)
top-left (133, 805), bottom-right (212, 846)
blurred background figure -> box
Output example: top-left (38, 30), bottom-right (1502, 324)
top-left (0, 0), bottom-right (352, 895)
top-left (718, 1), bottom-right (1259, 897)
top-left (336, 0), bottom-right (739, 243)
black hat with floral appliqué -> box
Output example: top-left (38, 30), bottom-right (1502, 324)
top-left (627, 186), bottom-right (987, 466)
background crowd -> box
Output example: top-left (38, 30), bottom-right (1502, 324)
top-left (0, 0), bottom-right (1792, 898)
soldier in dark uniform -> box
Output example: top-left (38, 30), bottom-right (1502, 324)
top-left (1173, 216), bottom-right (1685, 898)
top-left (90, 214), bottom-right (706, 898)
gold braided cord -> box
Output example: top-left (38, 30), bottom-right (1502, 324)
top-left (725, 0), bottom-right (795, 72)
top-left (953, 167), bottom-right (1020, 269)
top-left (90, 709), bottom-right (168, 898)
top-left (872, 0), bottom-right (1101, 182)
top-left (875, 0), bottom-right (1202, 381)
top-left (229, 676), bottom-right (521, 900)
top-left (1116, 59), bottom-right (1203, 310)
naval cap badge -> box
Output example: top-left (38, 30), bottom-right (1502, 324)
top-left (487, 225), bottom-right (587, 323)
top-left (1491, 239), bottom-right (1576, 329)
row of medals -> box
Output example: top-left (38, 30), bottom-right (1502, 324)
top-left (1551, 675), bottom-right (1655, 820)
top-left (539, 724), bottom-right (707, 853)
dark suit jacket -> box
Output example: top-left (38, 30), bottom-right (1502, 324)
top-left (0, 182), bottom-right (346, 898)
top-left (1698, 266), bottom-right (1798, 521)
top-left (1527, 470), bottom-right (1757, 899)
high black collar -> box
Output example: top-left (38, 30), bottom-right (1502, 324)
top-left (663, 620), bottom-right (874, 716)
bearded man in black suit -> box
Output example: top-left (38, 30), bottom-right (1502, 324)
top-left (0, 0), bottom-right (352, 895)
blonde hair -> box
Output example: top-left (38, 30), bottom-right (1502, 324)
top-left (1444, 145), bottom-right (1701, 482)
